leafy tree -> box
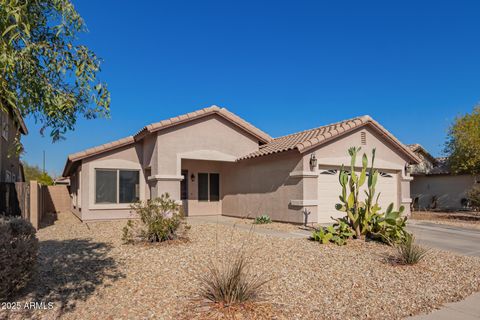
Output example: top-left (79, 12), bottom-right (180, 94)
top-left (0, 0), bottom-right (110, 142)
top-left (23, 162), bottom-right (53, 185)
top-left (445, 106), bottom-right (480, 174)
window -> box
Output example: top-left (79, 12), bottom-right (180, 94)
top-left (95, 169), bottom-right (139, 204)
top-left (209, 173), bottom-right (220, 201)
top-left (198, 173), bottom-right (209, 201)
top-left (1, 113), bottom-right (8, 140)
top-left (198, 173), bottom-right (220, 202)
top-left (96, 170), bottom-right (117, 203)
top-left (119, 170), bottom-right (140, 203)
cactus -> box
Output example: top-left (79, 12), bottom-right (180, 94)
top-left (335, 147), bottom-right (372, 238)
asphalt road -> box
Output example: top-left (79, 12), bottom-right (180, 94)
top-left (407, 221), bottom-right (480, 257)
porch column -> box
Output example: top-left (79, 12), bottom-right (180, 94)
top-left (148, 174), bottom-right (183, 200)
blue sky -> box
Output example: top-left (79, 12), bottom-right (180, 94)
top-left (22, 0), bottom-right (480, 176)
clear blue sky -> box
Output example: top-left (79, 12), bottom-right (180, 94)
top-left (22, 0), bottom-right (480, 176)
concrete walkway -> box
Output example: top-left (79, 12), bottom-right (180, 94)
top-left (187, 216), bottom-right (480, 319)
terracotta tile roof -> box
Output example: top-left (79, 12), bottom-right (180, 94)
top-left (68, 136), bottom-right (135, 162)
top-left (63, 106), bottom-right (271, 176)
top-left (134, 105), bottom-right (272, 143)
top-left (240, 115), bottom-right (420, 164)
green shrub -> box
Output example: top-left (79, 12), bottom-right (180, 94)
top-left (253, 215), bottom-right (272, 224)
top-left (369, 204), bottom-right (410, 245)
top-left (122, 193), bottom-right (187, 243)
top-left (0, 216), bottom-right (38, 300)
top-left (199, 250), bottom-right (270, 305)
top-left (395, 234), bottom-right (429, 265)
top-left (312, 220), bottom-right (353, 245)
top-left (467, 184), bottom-right (480, 210)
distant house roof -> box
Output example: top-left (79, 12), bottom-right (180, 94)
top-left (1, 100), bottom-right (28, 135)
top-left (425, 157), bottom-right (452, 175)
top-left (240, 115), bottom-right (420, 164)
top-left (407, 144), bottom-right (438, 165)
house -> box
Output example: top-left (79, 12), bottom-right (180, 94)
top-left (0, 105), bottom-right (28, 183)
top-left (408, 144), bottom-right (479, 211)
top-left (62, 106), bottom-right (419, 223)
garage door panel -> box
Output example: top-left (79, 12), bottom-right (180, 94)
top-left (317, 168), bottom-right (398, 223)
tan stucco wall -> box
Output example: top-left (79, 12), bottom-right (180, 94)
top-left (411, 175), bottom-right (477, 210)
top-left (222, 151), bottom-right (305, 224)
top-left (149, 114), bottom-right (261, 200)
top-left (77, 144), bottom-right (145, 221)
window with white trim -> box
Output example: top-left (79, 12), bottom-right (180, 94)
top-left (95, 169), bottom-right (139, 204)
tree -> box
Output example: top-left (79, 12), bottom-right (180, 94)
top-left (23, 162), bottom-right (53, 185)
top-left (445, 106), bottom-right (480, 174)
top-left (0, 0), bottom-right (110, 142)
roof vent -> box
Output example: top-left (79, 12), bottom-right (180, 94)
top-left (361, 132), bottom-right (367, 145)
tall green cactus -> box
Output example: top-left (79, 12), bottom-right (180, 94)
top-left (335, 147), bottom-right (381, 238)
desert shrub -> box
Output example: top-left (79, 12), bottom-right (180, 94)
top-left (199, 250), bottom-right (270, 305)
top-left (122, 193), bottom-right (188, 244)
top-left (0, 216), bottom-right (38, 300)
top-left (467, 184), bottom-right (480, 210)
top-left (395, 234), bottom-right (429, 265)
top-left (254, 215), bottom-right (272, 224)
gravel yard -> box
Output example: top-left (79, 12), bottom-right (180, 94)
top-left (3, 212), bottom-right (480, 320)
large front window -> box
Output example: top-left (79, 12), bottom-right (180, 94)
top-left (95, 169), bottom-right (139, 204)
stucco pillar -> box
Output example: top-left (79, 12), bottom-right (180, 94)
top-left (148, 175), bottom-right (183, 200)
top-left (399, 171), bottom-right (413, 216)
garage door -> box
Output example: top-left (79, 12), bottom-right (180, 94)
top-left (317, 168), bottom-right (398, 223)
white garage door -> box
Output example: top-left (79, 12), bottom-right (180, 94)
top-left (317, 168), bottom-right (398, 223)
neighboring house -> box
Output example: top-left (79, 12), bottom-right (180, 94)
top-left (408, 144), bottom-right (479, 211)
top-left (62, 106), bottom-right (419, 223)
top-left (0, 105), bottom-right (28, 183)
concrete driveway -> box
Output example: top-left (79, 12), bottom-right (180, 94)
top-left (407, 220), bottom-right (480, 257)
top-left (407, 220), bottom-right (480, 319)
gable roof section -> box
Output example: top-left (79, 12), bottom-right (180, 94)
top-left (134, 105), bottom-right (272, 143)
top-left (62, 106), bottom-right (271, 176)
top-left (239, 115), bottom-right (420, 164)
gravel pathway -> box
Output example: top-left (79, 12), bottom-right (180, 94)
top-left (2, 212), bottom-right (480, 319)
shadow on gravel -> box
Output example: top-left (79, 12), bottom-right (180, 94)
top-left (14, 238), bottom-right (125, 317)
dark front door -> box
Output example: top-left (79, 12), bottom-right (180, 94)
top-left (180, 170), bottom-right (188, 200)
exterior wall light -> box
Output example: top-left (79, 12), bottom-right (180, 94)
top-left (310, 153), bottom-right (318, 168)
top-left (190, 173), bottom-right (195, 182)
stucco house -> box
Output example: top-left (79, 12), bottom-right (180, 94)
top-left (0, 104), bottom-right (28, 183)
top-left (62, 106), bottom-right (419, 224)
top-left (408, 144), bottom-right (479, 211)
